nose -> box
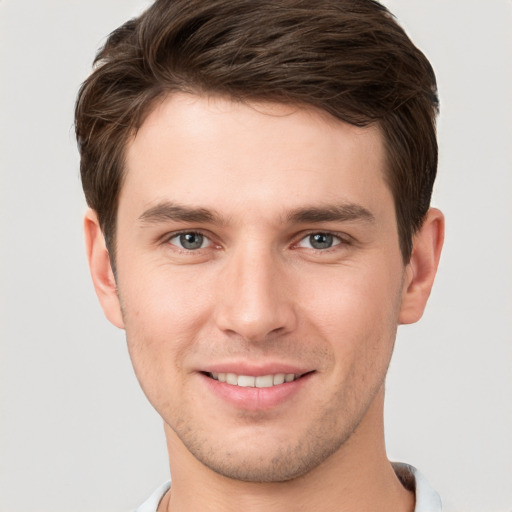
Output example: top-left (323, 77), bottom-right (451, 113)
top-left (213, 245), bottom-right (297, 342)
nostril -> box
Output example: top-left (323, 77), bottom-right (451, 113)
top-left (214, 301), bottom-right (298, 343)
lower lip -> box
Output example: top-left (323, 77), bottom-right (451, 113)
top-left (200, 373), bottom-right (313, 411)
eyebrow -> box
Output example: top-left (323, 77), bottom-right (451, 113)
top-left (286, 203), bottom-right (375, 225)
top-left (138, 201), bottom-right (226, 225)
top-left (137, 200), bottom-right (375, 227)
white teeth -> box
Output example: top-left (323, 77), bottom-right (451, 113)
top-left (273, 373), bottom-right (285, 385)
top-left (238, 375), bottom-right (256, 387)
top-left (210, 372), bottom-right (299, 387)
top-left (226, 373), bottom-right (238, 385)
top-left (255, 375), bottom-right (273, 388)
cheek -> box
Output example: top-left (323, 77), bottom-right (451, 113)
top-left (299, 259), bottom-right (403, 323)
top-left (296, 260), bottom-right (404, 365)
top-left (121, 262), bottom-right (216, 331)
top-left (118, 266), bottom-right (216, 386)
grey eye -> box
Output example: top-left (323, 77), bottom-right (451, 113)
top-left (297, 232), bottom-right (341, 250)
top-left (170, 232), bottom-right (208, 250)
top-left (309, 233), bottom-right (334, 249)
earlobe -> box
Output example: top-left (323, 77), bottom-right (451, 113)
top-left (399, 208), bottom-right (445, 325)
top-left (84, 209), bottom-right (125, 329)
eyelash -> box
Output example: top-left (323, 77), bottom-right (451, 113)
top-left (164, 230), bottom-right (351, 253)
top-left (293, 231), bottom-right (348, 251)
top-left (165, 230), bottom-right (214, 252)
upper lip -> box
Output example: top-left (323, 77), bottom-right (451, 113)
top-left (200, 362), bottom-right (313, 377)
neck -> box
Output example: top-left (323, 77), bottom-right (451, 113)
top-left (160, 387), bottom-right (414, 512)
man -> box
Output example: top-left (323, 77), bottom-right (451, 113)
top-left (75, 0), bottom-right (444, 510)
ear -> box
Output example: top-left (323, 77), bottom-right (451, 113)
top-left (399, 208), bottom-right (445, 324)
top-left (84, 209), bottom-right (125, 329)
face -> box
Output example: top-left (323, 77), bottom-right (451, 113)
top-left (109, 94), bottom-right (410, 481)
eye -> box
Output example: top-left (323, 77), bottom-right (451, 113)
top-left (297, 232), bottom-right (342, 250)
top-left (168, 232), bottom-right (210, 250)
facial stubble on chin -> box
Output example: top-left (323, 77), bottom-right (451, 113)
top-left (120, 317), bottom-right (397, 484)
top-left (164, 364), bottom-right (389, 484)
top-left (117, 272), bottom-right (404, 484)
top-left (167, 306), bottom-right (401, 483)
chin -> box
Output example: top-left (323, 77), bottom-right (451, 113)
top-left (176, 419), bottom-right (353, 483)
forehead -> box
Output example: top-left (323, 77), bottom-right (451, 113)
top-left (121, 93), bottom-right (391, 221)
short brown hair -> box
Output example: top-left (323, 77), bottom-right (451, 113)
top-left (75, 0), bottom-right (438, 265)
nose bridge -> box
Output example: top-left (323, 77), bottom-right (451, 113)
top-left (214, 240), bottom-right (295, 341)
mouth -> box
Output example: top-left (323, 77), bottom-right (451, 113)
top-left (205, 372), bottom-right (307, 388)
top-left (201, 369), bottom-right (314, 410)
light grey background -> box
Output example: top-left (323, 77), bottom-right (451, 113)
top-left (1, 1), bottom-right (510, 511)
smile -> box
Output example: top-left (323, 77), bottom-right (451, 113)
top-left (208, 372), bottom-right (300, 388)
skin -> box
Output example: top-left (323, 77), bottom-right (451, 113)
top-left (85, 93), bottom-right (444, 511)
